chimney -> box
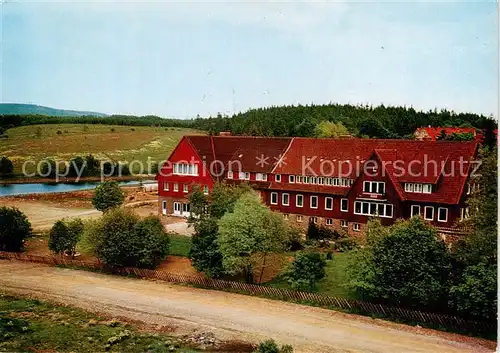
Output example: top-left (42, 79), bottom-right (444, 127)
top-left (219, 131), bottom-right (232, 136)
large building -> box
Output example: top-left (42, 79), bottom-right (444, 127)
top-left (157, 135), bottom-right (478, 236)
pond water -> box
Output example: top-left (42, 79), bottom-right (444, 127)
top-left (0, 180), bottom-right (152, 197)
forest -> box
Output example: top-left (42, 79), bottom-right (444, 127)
top-left (1, 103), bottom-right (497, 143)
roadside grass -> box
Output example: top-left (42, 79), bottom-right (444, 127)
top-left (266, 252), bottom-right (357, 300)
top-left (169, 234), bottom-right (191, 257)
top-left (0, 294), bottom-right (199, 353)
top-left (0, 124), bottom-right (203, 174)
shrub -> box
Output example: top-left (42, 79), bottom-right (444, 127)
top-left (334, 237), bottom-right (358, 252)
top-left (68, 156), bottom-right (87, 177)
top-left (48, 218), bottom-right (84, 257)
top-left (110, 128), bottom-right (115, 132)
top-left (0, 207), bottom-right (32, 252)
top-left (284, 251), bottom-right (326, 291)
top-left (253, 339), bottom-right (293, 353)
top-left (0, 157), bottom-right (14, 176)
top-left (90, 209), bottom-right (169, 268)
top-left (56, 130), bottom-right (62, 135)
top-left (92, 181), bottom-right (124, 212)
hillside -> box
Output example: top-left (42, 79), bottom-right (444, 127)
top-left (0, 103), bottom-right (107, 117)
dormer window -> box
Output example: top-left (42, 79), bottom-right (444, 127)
top-left (227, 171), bottom-right (233, 179)
top-left (256, 173), bottom-right (267, 181)
top-left (405, 183), bottom-right (432, 194)
top-left (239, 172), bottom-right (250, 180)
top-left (275, 174), bottom-right (281, 182)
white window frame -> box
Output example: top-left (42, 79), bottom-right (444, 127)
top-left (173, 183), bottom-right (179, 192)
top-left (353, 223), bottom-right (361, 232)
top-left (340, 198), bottom-right (348, 212)
top-left (270, 192), bottom-right (278, 205)
top-left (203, 185), bottom-right (209, 195)
top-left (423, 184), bottom-right (432, 194)
top-left (183, 184), bottom-right (189, 193)
top-left (239, 171), bottom-right (250, 180)
top-left (173, 163), bottom-right (198, 176)
top-left (283, 214), bottom-right (289, 220)
top-left (296, 215), bottom-right (303, 222)
top-left (364, 181), bottom-right (385, 194)
top-left (411, 205), bottom-right (421, 217)
top-left (437, 207), bottom-right (448, 223)
top-left (289, 175), bottom-right (295, 183)
top-left (163, 182), bottom-right (169, 191)
top-left (325, 197), bottom-right (333, 210)
top-left (256, 173), bottom-right (267, 181)
top-left (340, 220), bottom-right (348, 228)
top-left (310, 196), bottom-right (318, 209)
top-left (282, 193), bottom-right (290, 206)
top-left (310, 216), bottom-right (318, 224)
top-left (227, 171), bottom-right (233, 179)
top-left (326, 218), bottom-right (333, 226)
top-left (460, 207), bottom-right (470, 221)
top-left (354, 201), bottom-right (393, 218)
top-left (424, 206), bottom-right (434, 220)
top-left (275, 174), bottom-right (281, 182)
top-left (296, 194), bottom-right (304, 208)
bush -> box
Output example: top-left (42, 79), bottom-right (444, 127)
top-left (0, 157), bottom-right (14, 176)
top-left (0, 207), bottom-right (32, 252)
top-left (56, 130), bottom-right (62, 135)
top-left (284, 251), bottom-right (326, 291)
top-left (253, 339), bottom-right (293, 353)
top-left (334, 237), bottom-right (358, 252)
top-left (89, 209), bottom-right (169, 268)
top-left (48, 218), bottom-right (84, 257)
top-left (92, 181), bottom-right (124, 212)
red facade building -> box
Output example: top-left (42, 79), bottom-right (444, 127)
top-left (157, 135), bottom-right (478, 236)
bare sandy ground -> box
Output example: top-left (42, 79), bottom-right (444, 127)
top-left (0, 261), bottom-right (494, 353)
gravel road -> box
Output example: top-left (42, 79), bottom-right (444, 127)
top-left (0, 261), bottom-right (494, 353)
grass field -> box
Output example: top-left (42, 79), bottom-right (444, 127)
top-left (0, 294), bottom-right (198, 352)
top-left (267, 252), bottom-right (357, 300)
top-left (0, 124), bottom-right (203, 174)
top-left (169, 234), bottom-right (192, 257)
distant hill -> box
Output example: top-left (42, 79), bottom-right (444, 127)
top-left (0, 103), bottom-right (107, 117)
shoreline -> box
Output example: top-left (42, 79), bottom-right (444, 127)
top-left (0, 175), bottom-right (154, 185)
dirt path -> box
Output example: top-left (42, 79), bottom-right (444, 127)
top-left (0, 261), bottom-right (494, 353)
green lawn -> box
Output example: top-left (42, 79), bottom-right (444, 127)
top-left (169, 234), bottom-right (192, 257)
top-left (266, 252), bottom-right (357, 300)
top-left (0, 294), bottom-right (198, 352)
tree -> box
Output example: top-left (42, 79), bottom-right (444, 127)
top-left (85, 154), bottom-right (100, 176)
top-left (48, 218), bottom-right (84, 257)
top-left (348, 217), bottom-right (451, 309)
top-left (88, 208), bottom-right (169, 268)
top-left (218, 192), bottom-right (290, 283)
top-left (0, 207), bottom-right (32, 252)
top-left (284, 251), bottom-right (326, 291)
top-left (314, 121), bottom-right (350, 138)
top-left (68, 156), bottom-right (87, 177)
top-left (0, 157), bottom-right (14, 176)
top-left (92, 181), bottom-right (124, 212)
top-left (253, 339), bottom-right (293, 353)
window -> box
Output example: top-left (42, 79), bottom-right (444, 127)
top-left (310, 196), bottom-right (318, 209)
top-left (363, 181), bottom-right (385, 194)
top-left (460, 207), bottom-right (470, 221)
top-left (283, 214), bottom-right (289, 221)
top-left (289, 175), bottom-right (295, 183)
top-left (173, 163), bottom-right (198, 176)
top-left (270, 192), bottom-right (278, 205)
top-left (227, 171), bottom-right (233, 179)
top-left (340, 199), bottom-right (348, 212)
top-left (354, 201), bottom-right (394, 218)
top-left (310, 216), bottom-right (318, 224)
top-left (340, 220), bottom-right (348, 228)
top-left (353, 223), bottom-right (361, 232)
top-left (239, 172), bottom-right (250, 180)
top-left (405, 183), bottom-right (432, 194)
top-left (325, 197), bottom-right (333, 210)
top-left (173, 183), bottom-right (179, 192)
top-left (326, 218), bottom-right (333, 226)
top-left (296, 194), bottom-right (304, 207)
top-left (275, 174), bottom-right (281, 182)
top-left (438, 207), bottom-right (448, 222)
top-left (282, 193), bottom-right (290, 206)
top-left (256, 173), bottom-right (267, 181)
top-left (183, 184), bottom-right (189, 193)
top-left (297, 215), bottom-right (303, 222)
top-left (424, 206), bottom-right (434, 220)
top-left (411, 205), bottom-right (421, 217)
top-left (163, 182), bottom-right (169, 191)
top-left (203, 185), bottom-right (209, 195)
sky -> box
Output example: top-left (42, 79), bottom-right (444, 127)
top-left (1, 1), bottom-right (498, 118)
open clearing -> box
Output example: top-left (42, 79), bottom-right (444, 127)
top-left (0, 124), bottom-right (203, 172)
top-left (0, 261), bottom-right (494, 353)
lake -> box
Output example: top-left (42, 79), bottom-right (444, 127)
top-left (0, 180), bottom-right (153, 197)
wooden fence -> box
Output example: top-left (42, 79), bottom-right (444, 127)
top-left (0, 251), bottom-right (493, 335)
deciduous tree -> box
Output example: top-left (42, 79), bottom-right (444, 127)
top-left (0, 207), bottom-right (31, 252)
top-left (92, 181), bottom-right (125, 212)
